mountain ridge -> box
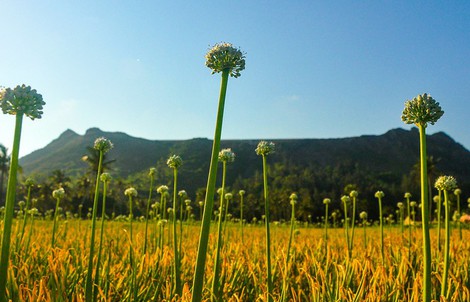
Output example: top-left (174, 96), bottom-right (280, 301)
top-left (19, 127), bottom-right (470, 194)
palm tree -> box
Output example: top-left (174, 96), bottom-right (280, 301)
top-left (82, 146), bottom-right (116, 177)
top-left (0, 145), bottom-right (10, 205)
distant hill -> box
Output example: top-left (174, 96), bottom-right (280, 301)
top-left (18, 127), bottom-right (470, 219)
top-left (20, 127), bottom-right (470, 180)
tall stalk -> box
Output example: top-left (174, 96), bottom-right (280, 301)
top-left (436, 190), bottom-right (442, 252)
top-left (167, 155), bottom-right (183, 297)
top-left (239, 190), bottom-right (245, 244)
top-left (454, 188), bottom-right (462, 240)
top-left (256, 141), bottom-right (275, 302)
top-left (341, 195), bottom-right (351, 258)
top-left (402, 93), bottom-right (444, 302)
top-left (84, 137), bottom-right (113, 302)
top-left (0, 85), bottom-right (44, 302)
top-left (192, 42), bottom-right (245, 302)
top-left (51, 188), bottom-right (65, 248)
top-left (19, 178), bottom-right (35, 245)
top-left (144, 168), bottom-right (156, 254)
top-left (405, 193), bottom-right (412, 260)
top-left (323, 198), bottom-right (331, 242)
top-left (359, 211), bottom-right (367, 249)
top-left (435, 175), bottom-right (457, 298)
top-left (125, 187), bottom-right (138, 301)
top-left (349, 190), bottom-right (358, 252)
top-left (375, 191), bottom-right (385, 265)
top-left (281, 193), bottom-right (297, 302)
top-left (93, 172), bottom-right (111, 301)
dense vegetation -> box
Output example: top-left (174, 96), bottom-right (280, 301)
top-left (1, 127), bottom-right (469, 222)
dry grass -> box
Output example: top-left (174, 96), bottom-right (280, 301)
top-left (2, 219), bottom-right (469, 301)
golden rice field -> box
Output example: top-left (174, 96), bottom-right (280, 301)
top-left (2, 219), bottom-right (470, 302)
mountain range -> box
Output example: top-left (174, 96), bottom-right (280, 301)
top-left (19, 127), bottom-right (470, 199)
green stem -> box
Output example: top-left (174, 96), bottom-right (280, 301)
top-left (262, 155), bottom-right (273, 302)
top-left (350, 197), bottom-right (356, 253)
top-left (211, 162), bottom-right (227, 301)
top-left (192, 69), bottom-right (229, 302)
top-left (437, 190), bottom-right (442, 252)
top-left (144, 174), bottom-right (154, 254)
top-left (172, 168), bottom-right (182, 297)
top-left (93, 179), bottom-right (108, 301)
top-left (240, 194), bottom-right (244, 244)
top-left (0, 114), bottom-right (23, 302)
top-left (324, 204), bottom-right (328, 242)
top-left (406, 197), bottom-right (412, 261)
top-left (441, 190), bottom-right (451, 298)
top-left (19, 186), bottom-right (32, 246)
top-left (51, 197), bottom-right (61, 248)
top-left (84, 151), bottom-right (104, 302)
top-left (363, 220), bottom-right (367, 249)
top-left (343, 201), bottom-right (350, 258)
top-left (418, 124), bottom-right (432, 302)
top-left (378, 197), bottom-right (384, 265)
top-left (457, 194), bottom-right (462, 240)
top-left (281, 200), bottom-right (295, 302)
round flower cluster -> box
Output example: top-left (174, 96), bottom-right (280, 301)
top-left (157, 185), bottom-right (169, 194)
top-left (255, 141), bottom-right (275, 156)
top-left (401, 93), bottom-right (444, 127)
top-left (167, 154), bottom-right (183, 169)
top-left (0, 85), bottom-right (45, 120)
top-left (341, 195), bottom-right (350, 203)
top-left (239, 190), bottom-right (245, 196)
top-left (375, 191), bottom-right (385, 199)
top-left (218, 148), bottom-right (236, 162)
top-left (100, 172), bottom-right (112, 182)
top-left (24, 177), bottom-right (36, 188)
top-left (225, 193), bottom-right (233, 200)
top-left (349, 190), bottom-right (358, 198)
top-left (205, 42), bottom-right (245, 78)
top-left (52, 188), bottom-right (65, 199)
top-left (360, 211), bottom-right (368, 220)
top-left (323, 198), bottom-right (331, 205)
top-left (404, 192), bottom-right (412, 199)
top-left (434, 175), bottom-right (458, 191)
top-left (148, 167), bottom-right (156, 177)
top-left (94, 137), bottom-right (113, 153)
top-left (125, 187), bottom-right (138, 197)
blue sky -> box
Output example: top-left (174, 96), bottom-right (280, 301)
top-left (1, 1), bottom-right (469, 157)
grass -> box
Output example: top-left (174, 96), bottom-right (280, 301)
top-left (1, 219), bottom-right (469, 301)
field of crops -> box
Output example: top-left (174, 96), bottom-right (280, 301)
top-left (1, 217), bottom-right (469, 301)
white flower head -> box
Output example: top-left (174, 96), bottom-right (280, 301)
top-left (167, 154), bottom-right (183, 169)
top-left (255, 141), bottom-right (275, 156)
top-left (100, 172), bottom-right (112, 182)
top-left (52, 188), bottom-right (65, 199)
top-left (401, 93), bottom-right (444, 127)
top-left (94, 137), bottom-right (113, 153)
top-left (205, 42), bottom-right (246, 78)
top-left (157, 185), bottom-right (169, 194)
top-left (375, 191), bottom-right (385, 199)
top-left (218, 148), bottom-right (236, 163)
top-left (0, 84), bottom-right (45, 120)
top-left (125, 187), bottom-right (138, 197)
top-left (435, 175), bottom-right (457, 191)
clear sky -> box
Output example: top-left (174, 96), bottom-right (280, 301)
top-left (1, 1), bottom-right (469, 157)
